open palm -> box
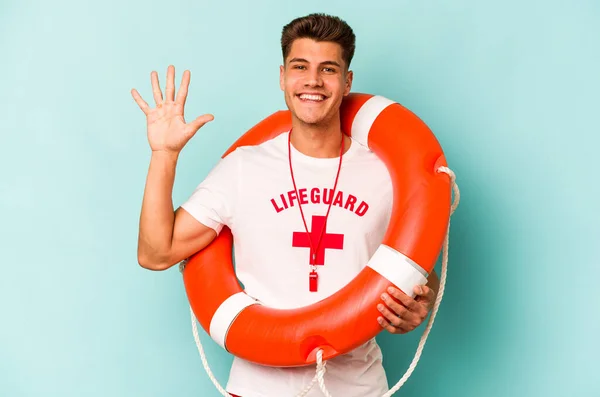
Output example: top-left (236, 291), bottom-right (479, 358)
top-left (131, 65), bottom-right (213, 153)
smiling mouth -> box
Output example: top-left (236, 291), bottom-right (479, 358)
top-left (297, 93), bottom-right (327, 102)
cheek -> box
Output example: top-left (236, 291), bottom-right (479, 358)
top-left (284, 78), bottom-right (299, 95)
top-left (325, 78), bottom-right (344, 94)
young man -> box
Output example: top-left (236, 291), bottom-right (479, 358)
top-left (132, 13), bottom-right (439, 397)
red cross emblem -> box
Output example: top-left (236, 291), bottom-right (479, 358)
top-left (292, 215), bottom-right (344, 265)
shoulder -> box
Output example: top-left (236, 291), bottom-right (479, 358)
top-left (346, 138), bottom-right (394, 204)
top-left (348, 139), bottom-right (391, 175)
top-left (225, 132), bottom-right (288, 163)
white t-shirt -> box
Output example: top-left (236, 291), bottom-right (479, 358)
top-left (181, 131), bottom-right (394, 397)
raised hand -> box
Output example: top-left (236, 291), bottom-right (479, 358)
top-left (131, 65), bottom-right (214, 154)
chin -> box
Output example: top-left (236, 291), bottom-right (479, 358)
top-left (295, 115), bottom-right (328, 126)
top-left (293, 109), bottom-right (331, 126)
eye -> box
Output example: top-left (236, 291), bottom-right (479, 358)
top-left (293, 65), bottom-right (306, 70)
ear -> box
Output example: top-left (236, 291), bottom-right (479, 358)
top-left (343, 70), bottom-right (353, 96)
top-left (279, 65), bottom-right (285, 91)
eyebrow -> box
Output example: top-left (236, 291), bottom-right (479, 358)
top-left (288, 57), bottom-right (342, 68)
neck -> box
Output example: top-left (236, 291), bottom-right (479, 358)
top-left (289, 116), bottom-right (351, 158)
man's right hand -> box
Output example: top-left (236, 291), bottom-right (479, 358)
top-left (131, 65), bottom-right (214, 154)
top-left (132, 65), bottom-right (218, 271)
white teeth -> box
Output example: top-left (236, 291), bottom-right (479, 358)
top-left (299, 94), bottom-right (325, 101)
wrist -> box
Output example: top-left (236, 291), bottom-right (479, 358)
top-left (151, 149), bottom-right (180, 162)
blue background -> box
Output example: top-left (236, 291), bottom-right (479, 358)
top-left (1, 0), bottom-right (598, 396)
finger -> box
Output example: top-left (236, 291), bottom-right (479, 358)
top-left (377, 315), bottom-right (405, 334)
top-left (415, 285), bottom-right (435, 303)
top-left (185, 114), bottom-right (214, 135)
top-left (377, 303), bottom-right (404, 328)
top-left (165, 65), bottom-right (175, 102)
top-left (151, 71), bottom-right (163, 105)
top-left (380, 293), bottom-right (410, 319)
top-left (176, 69), bottom-right (190, 107)
top-left (386, 286), bottom-right (420, 312)
top-left (131, 89), bottom-right (150, 115)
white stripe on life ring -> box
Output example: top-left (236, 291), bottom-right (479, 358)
top-left (209, 292), bottom-right (261, 350)
top-left (367, 244), bottom-right (428, 298)
top-left (351, 95), bottom-right (396, 149)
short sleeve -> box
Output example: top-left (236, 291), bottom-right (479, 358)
top-left (180, 149), bottom-right (241, 235)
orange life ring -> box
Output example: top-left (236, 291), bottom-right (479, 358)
top-left (182, 92), bottom-right (452, 367)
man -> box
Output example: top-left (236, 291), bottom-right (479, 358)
top-left (132, 13), bottom-right (439, 397)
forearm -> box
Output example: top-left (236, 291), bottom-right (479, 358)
top-left (137, 151), bottom-right (179, 268)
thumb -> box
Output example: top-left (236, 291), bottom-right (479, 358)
top-left (186, 114), bottom-right (214, 136)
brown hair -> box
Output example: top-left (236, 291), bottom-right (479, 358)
top-left (281, 13), bottom-right (356, 70)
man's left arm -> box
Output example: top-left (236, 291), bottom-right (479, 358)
top-left (377, 270), bottom-right (440, 334)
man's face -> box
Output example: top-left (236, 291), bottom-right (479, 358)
top-left (280, 38), bottom-right (353, 127)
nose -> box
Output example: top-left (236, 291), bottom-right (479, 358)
top-left (304, 68), bottom-right (323, 87)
